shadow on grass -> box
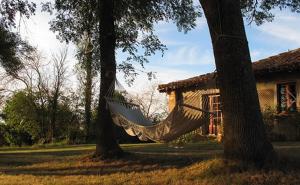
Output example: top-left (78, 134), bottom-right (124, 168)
top-left (1, 142), bottom-right (299, 178)
top-left (0, 150), bottom-right (89, 167)
top-left (0, 142), bottom-right (224, 176)
top-left (0, 153), bottom-right (219, 176)
top-left (0, 144), bottom-right (95, 152)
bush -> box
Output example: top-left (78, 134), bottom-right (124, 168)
top-left (2, 90), bottom-right (85, 145)
top-left (262, 106), bottom-right (300, 141)
top-left (0, 124), bottom-right (9, 146)
top-left (169, 129), bottom-right (209, 146)
top-left (3, 91), bottom-right (41, 143)
top-left (3, 125), bottom-right (33, 146)
top-left (66, 129), bottom-right (86, 144)
top-left (261, 107), bottom-right (277, 140)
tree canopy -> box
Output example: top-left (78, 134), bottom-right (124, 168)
top-left (0, 0), bottom-right (36, 75)
top-left (46, 0), bottom-right (200, 83)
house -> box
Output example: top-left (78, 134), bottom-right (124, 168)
top-left (158, 48), bottom-right (300, 140)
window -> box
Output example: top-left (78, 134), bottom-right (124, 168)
top-left (277, 82), bottom-right (297, 113)
top-left (209, 95), bottom-right (222, 135)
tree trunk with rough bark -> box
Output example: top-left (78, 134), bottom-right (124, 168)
top-left (94, 0), bottom-right (123, 158)
top-left (199, 0), bottom-right (276, 165)
top-left (84, 36), bottom-right (93, 142)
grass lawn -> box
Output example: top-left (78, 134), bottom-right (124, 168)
top-left (0, 141), bottom-right (299, 185)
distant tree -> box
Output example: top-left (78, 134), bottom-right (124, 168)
top-left (3, 91), bottom-right (40, 144)
top-left (3, 48), bottom-right (70, 143)
top-left (4, 51), bottom-right (51, 139)
top-left (3, 89), bottom-right (83, 145)
top-left (48, 49), bottom-right (68, 142)
top-left (76, 32), bottom-right (97, 141)
top-left (0, 49), bottom-right (82, 144)
top-left (130, 82), bottom-right (168, 123)
top-left (52, 92), bottom-right (84, 144)
top-left (43, 0), bottom-right (98, 141)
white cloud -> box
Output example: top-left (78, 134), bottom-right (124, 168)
top-left (117, 65), bottom-right (200, 93)
top-left (195, 18), bottom-right (206, 29)
top-left (256, 13), bottom-right (300, 45)
top-left (258, 25), bottom-right (300, 45)
top-left (277, 15), bottom-right (298, 21)
top-left (163, 46), bottom-right (214, 66)
top-left (159, 38), bottom-right (190, 47)
top-left (20, 13), bottom-right (76, 58)
top-left (18, 0), bottom-right (77, 61)
top-left (249, 48), bottom-right (285, 62)
top-left (155, 21), bottom-right (175, 35)
top-left (250, 50), bottom-right (263, 61)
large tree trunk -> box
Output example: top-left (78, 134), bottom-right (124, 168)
top-left (84, 36), bottom-right (93, 142)
top-left (199, 0), bottom-right (275, 164)
top-left (95, 0), bottom-right (123, 158)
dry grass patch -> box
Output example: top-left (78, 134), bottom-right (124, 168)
top-left (0, 141), bottom-right (299, 185)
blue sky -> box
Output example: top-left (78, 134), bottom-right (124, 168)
top-left (120, 9), bottom-right (300, 92)
top-left (19, 1), bottom-right (300, 93)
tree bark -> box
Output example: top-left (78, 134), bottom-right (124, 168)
top-left (199, 0), bottom-right (276, 164)
top-left (95, 0), bottom-right (123, 158)
top-left (84, 35), bottom-right (93, 142)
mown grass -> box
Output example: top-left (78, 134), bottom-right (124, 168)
top-left (0, 141), bottom-right (299, 185)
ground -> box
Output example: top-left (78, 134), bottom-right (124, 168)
top-left (0, 141), bottom-right (299, 185)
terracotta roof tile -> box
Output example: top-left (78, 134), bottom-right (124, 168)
top-left (158, 48), bottom-right (300, 92)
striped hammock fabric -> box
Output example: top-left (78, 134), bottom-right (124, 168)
top-left (106, 89), bottom-right (218, 142)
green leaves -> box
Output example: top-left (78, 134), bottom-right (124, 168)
top-left (0, 0), bottom-right (36, 75)
top-left (3, 90), bottom-right (83, 145)
top-left (3, 91), bottom-right (40, 143)
top-left (241, 0), bottom-right (300, 25)
top-left (0, 0), bottom-right (36, 28)
top-left (0, 27), bottom-right (34, 75)
top-left (49, 0), bottom-right (200, 83)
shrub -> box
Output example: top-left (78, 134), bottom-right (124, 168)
top-left (0, 124), bottom-right (8, 146)
top-left (3, 125), bottom-right (33, 146)
top-left (261, 106), bottom-right (277, 140)
top-left (170, 129), bottom-right (209, 146)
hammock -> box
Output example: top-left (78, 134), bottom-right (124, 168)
top-left (105, 80), bottom-right (218, 142)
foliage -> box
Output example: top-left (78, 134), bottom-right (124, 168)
top-left (0, 0), bottom-right (35, 75)
top-left (129, 82), bottom-right (168, 123)
top-left (0, 0), bottom-right (36, 29)
top-left (0, 27), bottom-right (34, 75)
top-left (261, 107), bottom-right (283, 141)
top-left (57, 93), bottom-right (85, 144)
top-left (0, 124), bottom-right (8, 146)
top-left (3, 124), bottom-right (33, 146)
top-left (45, 0), bottom-right (200, 84)
top-left (261, 106), bottom-right (276, 131)
top-left (261, 107), bottom-right (300, 141)
top-left (3, 91), bottom-right (40, 143)
top-left (170, 129), bottom-right (208, 146)
top-left (2, 89), bottom-right (84, 146)
top-left (240, 0), bottom-right (300, 25)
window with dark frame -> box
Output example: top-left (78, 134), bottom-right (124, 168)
top-left (277, 82), bottom-right (297, 113)
top-left (209, 95), bottom-right (222, 135)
